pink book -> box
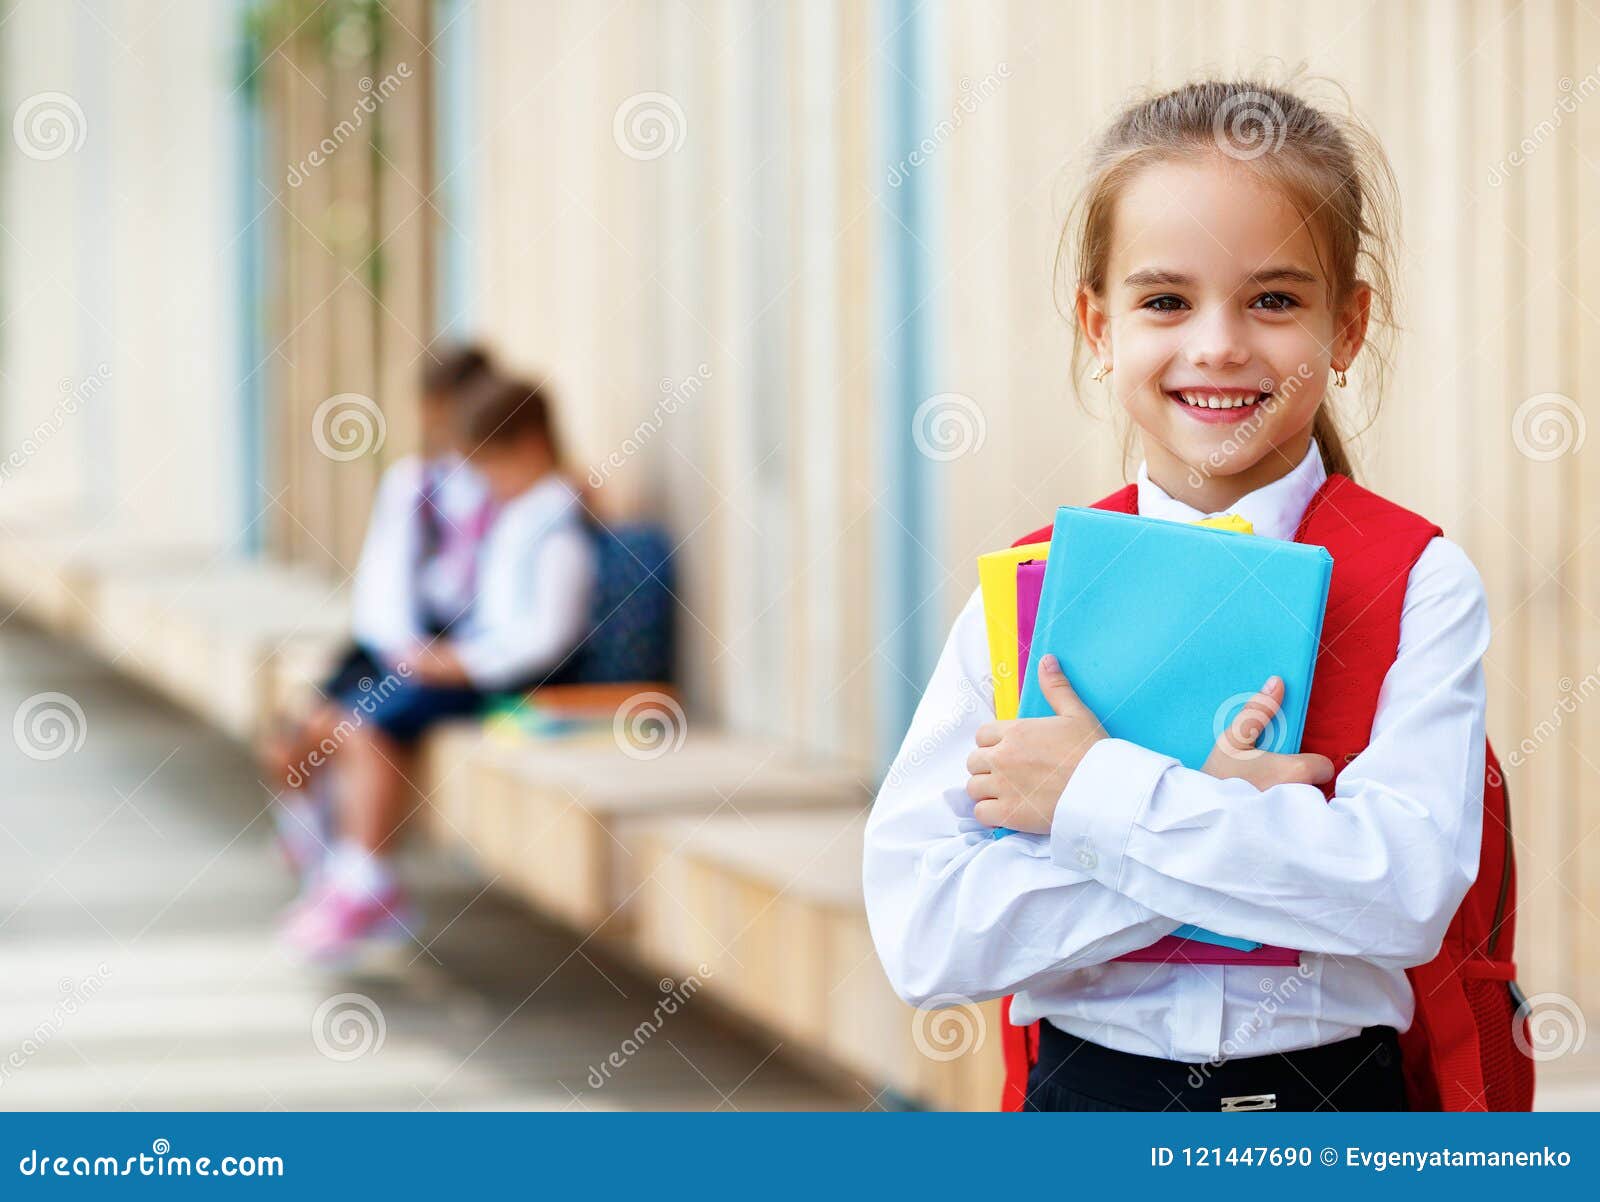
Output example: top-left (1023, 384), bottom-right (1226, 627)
top-left (1014, 559), bottom-right (1301, 968)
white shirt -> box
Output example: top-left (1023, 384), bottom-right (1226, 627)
top-left (450, 473), bottom-right (597, 691)
top-left (862, 440), bottom-right (1489, 1063)
top-left (350, 455), bottom-right (493, 654)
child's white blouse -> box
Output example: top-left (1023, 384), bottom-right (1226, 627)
top-left (862, 439), bottom-right (1491, 1063)
top-left (450, 473), bottom-right (596, 691)
top-left (349, 454), bottom-right (492, 654)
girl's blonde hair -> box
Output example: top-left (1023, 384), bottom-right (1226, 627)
top-left (1060, 76), bottom-right (1402, 481)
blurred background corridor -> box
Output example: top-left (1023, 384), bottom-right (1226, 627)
top-left (1, 0), bottom-right (1598, 1110)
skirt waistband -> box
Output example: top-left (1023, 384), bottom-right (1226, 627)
top-left (1028, 1020), bottom-right (1407, 1112)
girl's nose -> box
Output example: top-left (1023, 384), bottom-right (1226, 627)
top-left (1183, 305), bottom-right (1250, 370)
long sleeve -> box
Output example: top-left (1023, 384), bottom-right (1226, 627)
top-left (863, 584), bottom-right (1184, 1009)
top-left (452, 491), bottom-right (596, 691)
top-left (1049, 536), bottom-right (1489, 966)
top-left (349, 459), bottom-right (425, 656)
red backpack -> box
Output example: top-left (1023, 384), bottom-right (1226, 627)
top-left (998, 473), bottom-right (1534, 1111)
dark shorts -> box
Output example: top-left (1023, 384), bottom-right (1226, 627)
top-left (1023, 1018), bottom-right (1409, 1113)
top-left (321, 643), bottom-right (491, 747)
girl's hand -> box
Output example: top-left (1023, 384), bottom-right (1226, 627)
top-left (401, 641), bottom-right (472, 686)
top-left (965, 655), bottom-right (1107, 834)
top-left (1203, 675), bottom-right (1335, 790)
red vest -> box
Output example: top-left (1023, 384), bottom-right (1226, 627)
top-left (998, 473), bottom-right (1533, 1111)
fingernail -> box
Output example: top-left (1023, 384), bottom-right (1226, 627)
top-left (1041, 654), bottom-right (1059, 672)
top-left (1265, 675), bottom-right (1281, 691)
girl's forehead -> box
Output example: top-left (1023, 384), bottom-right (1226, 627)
top-left (1108, 158), bottom-right (1325, 289)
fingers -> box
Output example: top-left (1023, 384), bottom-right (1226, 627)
top-left (966, 773), bottom-right (999, 802)
top-left (965, 747), bottom-right (991, 775)
top-left (974, 722), bottom-right (1004, 748)
top-left (1037, 654), bottom-right (1083, 717)
top-left (1218, 675), bottom-right (1284, 754)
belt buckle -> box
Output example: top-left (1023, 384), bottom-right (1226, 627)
top-left (1220, 1093), bottom-right (1277, 1112)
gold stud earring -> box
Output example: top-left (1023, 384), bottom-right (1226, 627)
top-left (1091, 363), bottom-right (1112, 382)
top-left (1333, 368), bottom-right (1348, 388)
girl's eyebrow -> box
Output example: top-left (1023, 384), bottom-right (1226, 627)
top-left (1122, 265), bottom-right (1321, 288)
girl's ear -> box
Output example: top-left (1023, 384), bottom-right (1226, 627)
top-left (1332, 281), bottom-right (1373, 371)
top-left (1075, 285), bottom-right (1112, 366)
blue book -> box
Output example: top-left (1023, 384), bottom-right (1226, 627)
top-left (1008, 506), bottom-right (1333, 954)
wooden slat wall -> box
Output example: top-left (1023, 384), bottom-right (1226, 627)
top-left (467, 0), bottom-right (885, 765)
top-left (277, 1), bottom-right (1591, 1016)
top-left (264, 2), bottom-right (434, 577)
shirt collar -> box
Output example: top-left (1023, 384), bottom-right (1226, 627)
top-left (1135, 439), bottom-right (1327, 541)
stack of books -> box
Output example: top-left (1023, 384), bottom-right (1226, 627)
top-left (976, 506), bottom-right (1333, 967)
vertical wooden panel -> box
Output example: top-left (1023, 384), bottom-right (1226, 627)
top-left (1517, 0), bottom-right (1571, 1002)
top-left (374, 0), bottom-right (433, 466)
top-left (1573, 0), bottom-right (1600, 1019)
top-left (833, 0), bottom-right (882, 769)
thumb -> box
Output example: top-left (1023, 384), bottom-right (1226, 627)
top-left (1293, 753), bottom-right (1336, 786)
top-left (1217, 676), bottom-right (1284, 756)
top-left (1037, 654), bottom-right (1082, 716)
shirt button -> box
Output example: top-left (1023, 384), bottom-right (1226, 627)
top-left (1073, 837), bottom-right (1097, 870)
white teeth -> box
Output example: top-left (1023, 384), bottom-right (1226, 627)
top-left (1176, 391), bottom-right (1260, 409)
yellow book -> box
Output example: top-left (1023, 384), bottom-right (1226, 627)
top-left (976, 541), bottom-right (1051, 720)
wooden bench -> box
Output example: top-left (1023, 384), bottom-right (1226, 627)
top-left (423, 725), bottom-right (871, 940)
top-left (0, 529), bottom-right (212, 640)
top-left (628, 808), bottom-right (1006, 1111)
top-left (91, 562), bottom-right (350, 741)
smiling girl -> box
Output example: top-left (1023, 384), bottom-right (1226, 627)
top-left (863, 80), bottom-right (1529, 1113)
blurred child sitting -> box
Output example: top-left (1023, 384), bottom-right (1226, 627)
top-left (278, 374), bottom-right (598, 963)
top-left (264, 344), bottom-right (495, 876)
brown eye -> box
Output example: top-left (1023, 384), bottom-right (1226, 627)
top-left (1143, 295), bottom-right (1186, 312)
top-left (1253, 292), bottom-right (1298, 311)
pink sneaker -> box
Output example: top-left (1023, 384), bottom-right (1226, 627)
top-left (278, 879), bottom-right (416, 965)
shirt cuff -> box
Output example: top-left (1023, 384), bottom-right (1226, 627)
top-left (1049, 737), bottom-right (1177, 891)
